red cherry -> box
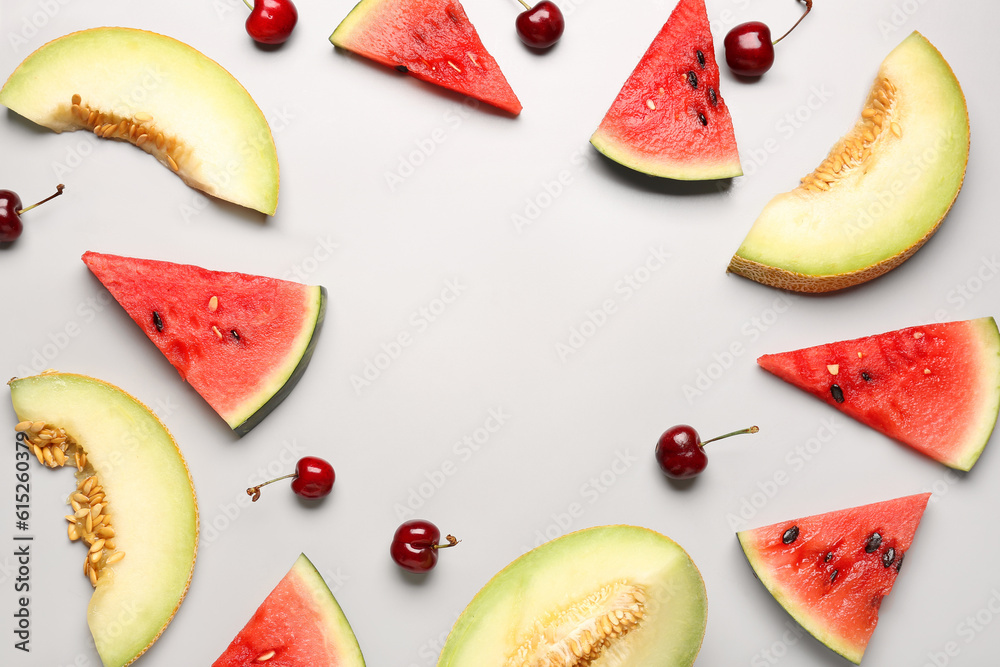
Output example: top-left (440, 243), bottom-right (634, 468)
top-left (244, 0), bottom-right (298, 45)
top-left (390, 519), bottom-right (459, 573)
top-left (724, 0), bottom-right (811, 77)
top-left (515, 0), bottom-right (565, 49)
top-left (655, 425), bottom-right (758, 479)
top-left (0, 185), bottom-right (64, 243)
top-left (246, 456), bottom-right (334, 501)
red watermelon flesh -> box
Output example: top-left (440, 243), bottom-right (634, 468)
top-left (738, 493), bottom-right (930, 664)
top-left (82, 251), bottom-right (325, 435)
top-left (213, 554), bottom-right (366, 666)
top-left (591, 0), bottom-right (741, 180)
top-left (330, 0), bottom-right (521, 115)
top-left (758, 318), bottom-right (1000, 470)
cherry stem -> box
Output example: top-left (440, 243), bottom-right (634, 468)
top-left (772, 0), bottom-right (812, 46)
top-left (246, 473), bottom-right (296, 502)
top-left (17, 184), bottom-right (64, 215)
top-left (516, 0), bottom-right (532, 9)
top-left (242, 0), bottom-right (252, 9)
top-left (701, 425), bottom-right (759, 447)
top-left (432, 534), bottom-right (460, 550)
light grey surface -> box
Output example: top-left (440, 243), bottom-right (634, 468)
top-left (0, 0), bottom-right (997, 665)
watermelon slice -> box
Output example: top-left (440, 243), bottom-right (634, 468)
top-left (82, 251), bottom-right (326, 435)
top-left (590, 0), bottom-right (741, 180)
top-left (758, 318), bottom-right (1000, 470)
top-left (738, 493), bottom-right (930, 664)
top-left (213, 553), bottom-right (366, 666)
top-left (330, 0), bottom-right (521, 115)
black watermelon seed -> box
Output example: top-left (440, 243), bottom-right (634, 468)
top-left (152, 311), bottom-right (163, 332)
top-left (824, 552), bottom-right (833, 563)
top-left (395, 65), bottom-right (409, 73)
top-left (687, 71), bottom-right (698, 89)
top-left (895, 552), bottom-right (905, 572)
top-left (861, 371), bottom-right (872, 382)
top-left (782, 526), bottom-right (800, 544)
top-left (696, 49), bottom-right (705, 68)
top-left (231, 329), bottom-right (241, 342)
top-left (831, 384), bottom-right (845, 403)
top-left (882, 547), bottom-right (896, 568)
top-left (698, 112), bottom-right (708, 126)
top-left (865, 532), bottom-right (882, 553)
top-left (830, 569), bottom-right (839, 583)
top-left (708, 87), bottom-right (717, 106)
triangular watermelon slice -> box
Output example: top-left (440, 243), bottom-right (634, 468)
top-left (213, 553), bottom-right (366, 666)
top-left (82, 251), bottom-right (326, 436)
top-left (758, 318), bottom-right (1000, 470)
top-left (330, 0), bottom-right (521, 115)
top-left (738, 493), bottom-right (930, 664)
top-left (591, 0), bottom-right (741, 180)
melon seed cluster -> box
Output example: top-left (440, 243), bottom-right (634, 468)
top-left (14, 420), bottom-right (124, 586)
top-left (68, 93), bottom-right (186, 174)
top-left (801, 76), bottom-right (902, 193)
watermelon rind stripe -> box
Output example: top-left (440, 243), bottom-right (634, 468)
top-left (951, 317), bottom-right (1000, 471)
top-left (291, 553), bottom-right (367, 666)
top-left (590, 129), bottom-right (742, 181)
top-left (228, 286), bottom-right (327, 435)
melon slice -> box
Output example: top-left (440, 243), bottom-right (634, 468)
top-left (82, 251), bottom-right (326, 435)
top-left (9, 372), bottom-right (198, 667)
top-left (213, 554), bottom-right (366, 666)
top-left (757, 318), bottom-right (1000, 470)
top-left (330, 0), bottom-right (521, 115)
top-left (738, 493), bottom-right (931, 664)
top-left (729, 31), bottom-right (969, 292)
top-left (437, 525), bottom-right (707, 666)
top-left (590, 0), bottom-right (741, 180)
top-left (0, 27), bottom-right (279, 215)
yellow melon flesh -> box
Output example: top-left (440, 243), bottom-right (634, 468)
top-left (0, 27), bottom-right (279, 215)
top-left (9, 372), bottom-right (198, 667)
top-left (728, 31), bottom-right (969, 293)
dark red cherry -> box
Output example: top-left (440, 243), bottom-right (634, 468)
top-left (0, 184), bottom-right (65, 243)
top-left (515, 0), bottom-right (565, 49)
top-left (390, 519), bottom-right (459, 573)
top-left (247, 456), bottom-right (334, 501)
top-left (244, 0), bottom-right (298, 45)
top-left (724, 22), bottom-right (774, 77)
top-left (655, 425), bottom-right (758, 479)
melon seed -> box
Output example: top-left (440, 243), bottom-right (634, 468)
top-left (708, 87), bottom-right (717, 106)
top-left (781, 526), bottom-right (799, 544)
top-left (865, 532), bottom-right (882, 553)
top-left (395, 64), bottom-right (409, 73)
top-left (231, 329), bottom-right (241, 342)
top-left (895, 552), bottom-right (905, 572)
top-left (830, 569), bottom-right (839, 583)
top-left (686, 71), bottom-right (698, 89)
top-left (153, 310), bottom-right (164, 332)
top-left (697, 112), bottom-right (707, 126)
top-left (830, 384), bottom-right (845, 403)
top-left (882, 547), bottom-right (896, 568)
top-left (824, 552), bottom-right (833, 563)
top-left (861, 371), bottom-right (872, 382)
top-left (696, 50), bottom-right (705, 68)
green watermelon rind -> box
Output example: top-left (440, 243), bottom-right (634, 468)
top-left (229, 286), bottom-right (326, 436)
top-left (289, 553), bottom-right (367, 666)
top-left (591, 129), bottom-right (742, 180)
top-left (952, 317), bottom-right (1000, 471)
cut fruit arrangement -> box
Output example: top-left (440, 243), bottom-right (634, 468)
top-left (0, 1), bottom-right (995, 665)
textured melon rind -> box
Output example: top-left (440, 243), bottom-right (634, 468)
top-left (0, 27), bottom-right (279, 215)
top-left (437, 525), bottom-right (708, 667)
top-left (8, 372), bottom-right (198, 667)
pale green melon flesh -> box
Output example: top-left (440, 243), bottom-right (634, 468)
top-left (437, 525), bottom-right (707, 667)
top-left (0, 27), bottom-right (279, 215)
top-left (733, 31), bottom-right (968, 278)
top-left (9, 373), bottom-right (198, 667)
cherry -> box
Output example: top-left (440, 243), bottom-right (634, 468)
top-left (655, 425), bottom-right (758, 479)
top-left (243, 0), bottom-right (298, 45)
top-left (390, 519), bottom-right (459, 573)
top-left (0, 184), bottom-right (64, 243)
top-left (515, 0), bottom-right (565, 49)
top-left (246, 456), bottom-right (334, 501)
top-left (724, 0), bottom-right (811, 77)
